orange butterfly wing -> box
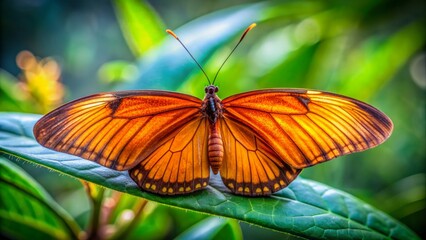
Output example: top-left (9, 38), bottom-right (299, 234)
top-left (219, 118), bottom-right (301, 196)
top-left (129, 118), bottom-right (210, 195)
top-left (33, 91), bottom-right (203, 171)
top-left (34, 88), bottom-right (393, 196)
top-left (221, 89), bottom-right (393, 170)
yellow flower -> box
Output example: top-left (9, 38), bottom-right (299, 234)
top-left (16, 50), bottom-right (64, 113)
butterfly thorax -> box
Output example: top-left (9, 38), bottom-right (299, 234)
top-left (203, 85), bottom-right (222, 123)
top-left (203, 85), bottom-right (224, 174)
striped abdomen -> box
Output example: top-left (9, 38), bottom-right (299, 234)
top-left (208, 124), bottom-right (223, 174)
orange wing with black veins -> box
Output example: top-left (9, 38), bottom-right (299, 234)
top-left (34, 90), bottom-right (203, 171)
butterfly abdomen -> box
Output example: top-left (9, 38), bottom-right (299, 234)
top-left (208, 124), bottom-right (223, 174)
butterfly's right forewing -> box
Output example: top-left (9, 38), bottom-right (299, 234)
top-left (222, 89), bottom-right (393, 169)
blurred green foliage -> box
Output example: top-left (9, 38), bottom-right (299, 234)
top-left (1, 0), bottom-right (425, 239)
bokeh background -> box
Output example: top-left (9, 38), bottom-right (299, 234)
top-left (1, 0), bottom-right (425, 238)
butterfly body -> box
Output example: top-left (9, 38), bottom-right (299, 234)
top-left (202, 85), bottom-right (224, 174)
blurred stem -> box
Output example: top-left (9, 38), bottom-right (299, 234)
top-left (84, 182), bottom-right (106, 240)
top-left (109, 198), bottom-right (148, 240)
top-left (104, 190), bottom-right (124, 225)
top-left (82, 182), bottom-right (149, 240)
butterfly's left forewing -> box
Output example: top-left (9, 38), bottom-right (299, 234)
top-left (34, 90), bottom-right (203, 171)
top-left (222, 89), bottom-right (393, 169)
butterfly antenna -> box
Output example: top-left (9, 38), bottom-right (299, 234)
top-left (166, 29), bottom-right (211, 84)
top-left (212, 23), bottom-right (256, 85)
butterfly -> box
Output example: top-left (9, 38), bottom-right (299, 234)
top-left (33, 23), bottom-right (393, 196)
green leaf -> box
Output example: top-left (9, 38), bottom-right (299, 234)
top-left (175, 217), bottom-right (242, 240)
top-left (0, 156), bottom-right (81, 240)
top-left (0, 69), bottom-right (31, 112)
top-left (113, 0), bottom-right (166, 58)
top-left (0, 113), bottom-right (420, 240)
top-left (98, 60), bottom-right (139, 84)
top-left (336, 21), bottom-right (426, 99)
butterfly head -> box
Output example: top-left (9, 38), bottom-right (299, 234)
top-left (205, 85), bottom-right (219, 95)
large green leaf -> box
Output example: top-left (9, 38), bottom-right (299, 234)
top-left (0, 113), bottom-right (419, 240)
top-left (0, 156), bottom-right (80, 240)
top-left (113, 0), bottom-right (166, 57)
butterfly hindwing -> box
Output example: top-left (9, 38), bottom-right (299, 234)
top-left (129, 118), bottom-right (210, 195)
top-left (33, 90), bottom-right (202, 171)
top-left (219, 118), bottom-right (301, 196)
top-left (222, 89), bottom-right (393, 169)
